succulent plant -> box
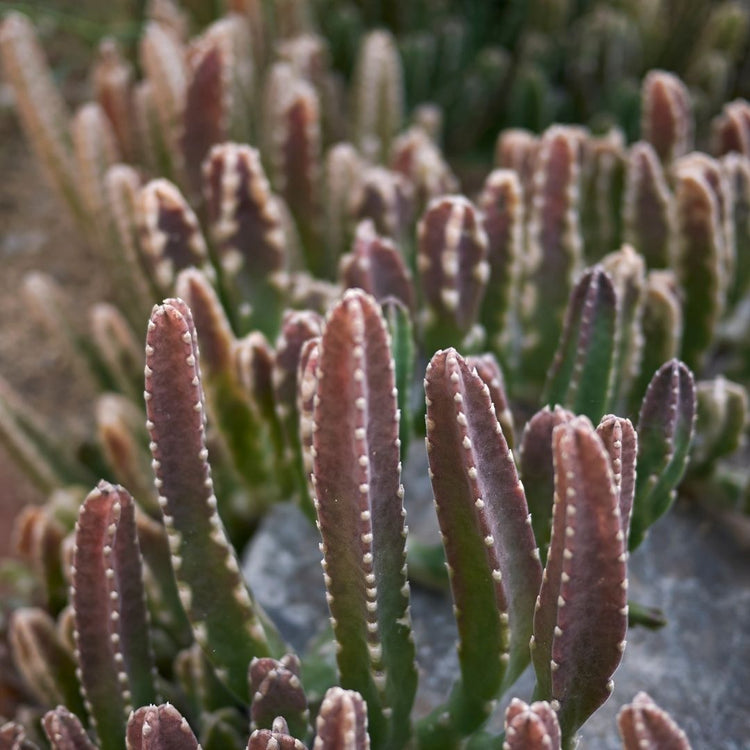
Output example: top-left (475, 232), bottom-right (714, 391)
top-left (2, 1), bottom-right (750, 748)
top-left (0, 288), bottom-right (699, 749)
top-left (617, 692), bottom-right (692, 750)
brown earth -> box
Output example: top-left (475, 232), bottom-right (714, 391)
top-left (0, 1), bottom-right (133, 560)
top-left (0, 109), bottom-right (113, 557)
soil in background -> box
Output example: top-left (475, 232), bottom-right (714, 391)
top-left (0, 110), bottom-right (114, 556)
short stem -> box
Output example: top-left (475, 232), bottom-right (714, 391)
top-left (628, 600), bottom-right (667, 630)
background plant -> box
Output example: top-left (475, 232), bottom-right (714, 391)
top-left (1, 0), bottom-right (749, 747)
top-left (1, 0), bottom-right (749, 518)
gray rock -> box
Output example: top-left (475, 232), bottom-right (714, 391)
top-left (242, 502), bottom-right (328, 652)
top-left (582, 503), bottom-right (750, 749)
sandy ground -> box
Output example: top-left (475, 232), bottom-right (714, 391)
top-left (0, 0), bottom-right (135, 562)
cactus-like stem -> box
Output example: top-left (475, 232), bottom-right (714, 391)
top-left (622, 142), bottom-right (675, 269)
top-left (675, 153), bottom-right (735, 301)
top-left (630, 360), bottom-right (695, 551)
top-left (722, 153), bottom-right (750, 308)
top-left (671, 165), bottom-right (724, 370)
top-left (134, 512), bottom-right (193, 649)
top-left (628, 271), bottom-right (682, 415)
top-left (139, 21), bottom-right (188, 182)
top-left (182, 29), bottom-right (230, 198)
top-left (8, 609), bottom-right (86, 720)
top-left (324, 143), bottom-right (364, 264)
top-left (531, 417), bottom-right (628, 745)
top-left (296, 337), bottom-right (321, 511)
top-left (273, 310), bottom-right (322, 448)
top-left (519, 126), bottom-right (584, 391)
top-left (176, 269), bottom-right (272, 502)
top-left (202, 707), bottom-right (250, 749)
top-left (410, 104), bottom-right (442, 142)
top-left (203, 143), bottom-right (286, 338)
top-left (390, 127), bottom-right (458, 212)
top-left (71, 103), bottom-right (120, 237)
top-left (352, 30), bottom-right (404, 162)
top-left (104, 164), bottom-right (155, 325)
top-left (617, 692), bottom-right (691, 750)
top-left (518, 406), bottom-right (575, 563)
top-left (601, 246), bottom-right (646, 411)
top-left (96, 395), bottom-right (158, 517)
top-left (126, 704), bottom-right (200, 750)
top-left (0, 13), bottom-right (85, 222)
top-left (495, 129), bottom-right (539, 205)
top-left (92, 39), bottom-right (136, 162)
top-left (182, 17), bottom-right (254, 197)
top-left (503, 698), bottom-right (561, 750)
top-left (235, 332), bottom-right (288, 479)
top-left (14, 506), bottom-right (67, 614)
top-left (249, 655), bottom-right (309, 739)
top-left (465, 354), bottom-right (515, 450)
top-left (277, 33), bottom-right (339, 143)
top-left (277, 30), bottom-right (330, 81)
top-left (285, 273), bottom-right (341, 315)
top-left (72, 482), bottom-right (157, 750)
top-left (313, 688), bottom-right (369, 750)
top-left (274, 310), bottom-right (324, 502)
top-left (422, 349), bottom-right (542, 740)
top-left (145, 300), bottom-right (280, 698)
top-left (0, 721), bottom-right (36, 749)
top-left (133, 81), bottom-right (170, 177)
top-left (90, 304), bottom-right (145, 402)
top-left (145, 2), bottom-right (189, 40)
top-left (544, 266), bottom-right (617, 423)
top-left (0, 375), bottom-right (81, 494)
top-left (263, 64), bottom-right (323, 273)
top-left (136, 180), bottom-right (213, 293)
top-left (691, 377), bottom-right (747, 474)
top-left (417, 196), bottom-right (490, 354)
top-left (597, 415), bottom-right (638, 540)
top-left (353, 167), bottom-right (414, 247)
top-left (171, 269), bottom-right (236, 377)
top-left (580, 129), bottom-right (625, 263)
top-left (58, 604), bottom-right (76, 652)
top-left (45, 487), bottom-right (85, 535)
top-left (248, 717), bottom-right (307, 750)
top-left (312, 290), bottom-right (416, 748)
top-left (23, 273), bottom-right (123, 395)
top-left (339, 220), bottom-right (415, 313)
top-left (174, 642), bottom-right (239, 718)
top-left (626, 601), bottom-right (667, 630)
top-left (505, 62), bottom-right (552, 134)
top-left (712, 99), bottom-right (750, 157)
top-left (272, 0), bottom-right (314, 43)
top-left (640, 70), bottom-right (693, 164)
top-left (383, 298), bottom-right (415, 461)
top-left (42, 706), bottom-right (96, 750)
top-left (477, 169), bottom-right (524, 362)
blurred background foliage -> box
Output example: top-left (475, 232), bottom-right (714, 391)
top-left (5, 0), bottom-right (750, 161)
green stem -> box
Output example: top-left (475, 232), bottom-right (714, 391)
top-left (628, 601), bottom-right (667, 630)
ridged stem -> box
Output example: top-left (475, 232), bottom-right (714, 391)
top-left (144, 300), bottom-right (281, 699)
top-left (421, 348), bottom-right (541, 744)
top-left (312, 290), bottom-right (416, 749)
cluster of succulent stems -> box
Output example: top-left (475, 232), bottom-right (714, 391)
top-left (2, 1), bottom-right (750, 748)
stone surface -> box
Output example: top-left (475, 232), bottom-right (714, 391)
top-left (243, 448), bottom-right (750, 748)
top-left (585, 501), bottom-right (750, 749)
